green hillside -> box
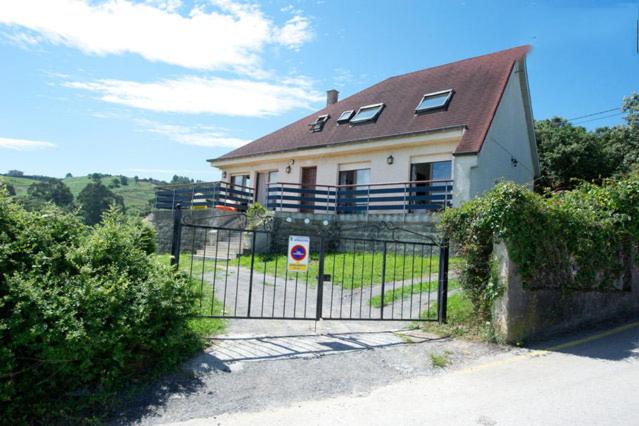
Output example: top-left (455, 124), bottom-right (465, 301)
top-left (0, 175), bottom-right (39, 196)
top-left (1, 175), bottom-right (159, 216)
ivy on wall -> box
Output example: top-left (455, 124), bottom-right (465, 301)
top-left (439, 172), bottom-right (639, 321)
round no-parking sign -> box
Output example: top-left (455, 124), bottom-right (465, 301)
top-left (287, 236), bottom-right (310, 272)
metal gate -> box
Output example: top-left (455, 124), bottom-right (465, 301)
top-left (169, 212), bottom-right (449, 323)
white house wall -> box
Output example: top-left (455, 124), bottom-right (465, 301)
top-left (215, 130), bottom-right (462, 190)
top-left (464, 59), bottom-right (536, 199)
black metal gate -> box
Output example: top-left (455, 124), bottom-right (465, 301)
top-left (170, 210), bottom-right (448, 323)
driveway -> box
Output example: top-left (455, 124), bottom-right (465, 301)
top-left (111, 319), bottom-right (639, 425)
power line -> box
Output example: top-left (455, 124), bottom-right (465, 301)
top-left (566, 107), bottom-right (620, 122)
top-left (571, 112), bottom-right (625, 125)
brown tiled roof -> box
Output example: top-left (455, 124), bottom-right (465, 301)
top-left (214, 45), bottom-right (530, 161)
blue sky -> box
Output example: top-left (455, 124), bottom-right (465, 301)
top-left (0, 0), bottom-right (637, 181)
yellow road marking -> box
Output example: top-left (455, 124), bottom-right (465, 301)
top-left (461, 320), bottom-right (639, 374)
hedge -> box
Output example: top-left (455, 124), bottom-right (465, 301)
top-left (0, 193), bottom-right (201, 422)
top-left (440, 172), bottom-right (639, 321)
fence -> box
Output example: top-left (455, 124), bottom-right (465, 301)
top-left (154, 181), bottom-right (254, 211)
top-left (169, 210), bottom-right (449, 322)
top-left (266, 179), bottom-right (453, 214)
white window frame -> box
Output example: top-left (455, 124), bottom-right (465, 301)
top-left (337, 110), bottom-right (354, 123)
top-left (350, 103), bottom-right (385, 124)
top-left (415, 89), bottom-right (453, 113)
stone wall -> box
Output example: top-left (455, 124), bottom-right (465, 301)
top-left (492, 242), bottom-right (639, 344)
top-left (269, 211), bottom-right (441, 253)
top-left (148, 209), bottom-right (244, 253)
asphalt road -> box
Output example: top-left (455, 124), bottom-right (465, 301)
top-left (155, 320), bottom-right (639, 426)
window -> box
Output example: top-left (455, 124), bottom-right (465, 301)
top-left (337, 168), bottom-right (371, 214)
top-left (309, 114), bottom-right (329, 132)
top-left (415, 89), bottom-right (453, 113)
top-left (337, 110), bottom-right (354, 123)
top-left (231, 174), bottom-right (250, 188)
top-left (350, 103), bottom-right (384, 124)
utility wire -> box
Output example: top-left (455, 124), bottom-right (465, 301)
top-left (566, 107), bottom-right (620, 122)
top-left (571, 112), bottom-right (625, 125)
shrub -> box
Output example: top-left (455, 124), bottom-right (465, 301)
top-left (440, 173), bottom-right (639, 321)
top-left (0, 196), bottom-right (199, 421)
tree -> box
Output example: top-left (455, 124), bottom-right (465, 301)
top-left (26, 179), bottom-right (74, 207)
top-left (77, 181), bottom-right (125, 225)
top-left (65, 172), bottom-right (73, 178)
top-left (133, 175), bottom-right (139, 183)
top-left (171, 175), bottom-right (194, 184)
top-left (7, 170), bottom-right (23, 177)
top-left (534, 118), bottom-right (614, 191)
top-left (1, 183), bottom-right (16, 196)
top-left (109, 177), bottom-right (121, 189)
top-left (119, 176), bottom-right (129, 186)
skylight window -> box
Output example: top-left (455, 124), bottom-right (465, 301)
top-left (416, 89), bottom-right (453, 113)
top-left (350, 103), bottom-right (384, 124)
top-left (337, 110), bottom-right (354, 123)
top-left (309, 114), bottom-right (329, 132)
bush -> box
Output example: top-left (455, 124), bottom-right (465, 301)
top-left (440, 172), bottom-right (639, 321)
top-left (0, 196), bottom-right (200, 421)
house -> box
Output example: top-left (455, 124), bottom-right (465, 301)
top-left (160, 46), bottom-right (538, 214)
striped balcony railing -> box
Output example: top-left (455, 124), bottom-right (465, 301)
top-left (154, 181), bottom-right (254, 211)
top-left (266, 179), bottom-right (453, 214)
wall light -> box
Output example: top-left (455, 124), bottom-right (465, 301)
top-left (285, 165), bottom-right (292, 174)
top-left (221, 171), bottom-right (227, 178)
top-left (511, 157), bottom-right (519, 167)
top-left (386, 155), bottom-right (394, 165)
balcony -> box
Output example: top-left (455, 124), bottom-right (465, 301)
top-left (266, 179), bottom-right (453, 214)
top-left (154, 181), bottom-right (254, 211)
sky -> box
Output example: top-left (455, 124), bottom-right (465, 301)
top-left (0, 0), bottom-right (637, 181)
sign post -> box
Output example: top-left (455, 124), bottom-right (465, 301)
top-left (287, 235), bottom-right (310, 272)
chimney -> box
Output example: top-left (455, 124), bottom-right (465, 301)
top-left (326, 89), bottom-right (339, 106)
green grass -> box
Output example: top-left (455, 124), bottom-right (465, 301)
top-left (369, 279), bottom-right (459, 308)
top-left (430, 351), bottom-right (452, 368)
top-left (0, 175), bottom-right (39, 196)
top-left (234, 252), bottom-right (461, 290)
top-left (1, 174), bottom-right (159, 216)
top-left (419, 290), bottom-right (489, 338)
top-left (63, 176), bottom-right (157, 216)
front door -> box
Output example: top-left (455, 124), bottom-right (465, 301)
top-left (255, 171), bottom-right (279, 207)
top-left (300, 166), bottom-right (317, 212)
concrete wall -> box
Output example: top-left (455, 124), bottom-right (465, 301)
top-left (492, 242), bottom-right (639, 344)
top-left (456, 59), bottom-right (537, 203)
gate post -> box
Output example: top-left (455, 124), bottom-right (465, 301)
top-left (380, 241), bottom-right (387, 319)
top-left (437, 239), bottom-right (449, 324)
top-left (170, 203), bottom-right (183, 268)
top-left (316, 238), bottom-right (325, 320)
top-left (246, 231), bottom-right (257, 317)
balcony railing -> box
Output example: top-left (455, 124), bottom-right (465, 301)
top-left (267, 179), bottom-right (453, 214)
top-left (154, 181), bottom-right (254, 211)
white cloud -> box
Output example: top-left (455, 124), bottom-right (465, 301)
top-left (0, 0), bottom-right (313, 71)
top-left (137, 119), bottom-right (249, 148)
top-left (275, 15), bottom-right (313, 49)
top-left (65, 75), bottom-right (323, 116)
top-left (0, 136), bottom-right (56, 151)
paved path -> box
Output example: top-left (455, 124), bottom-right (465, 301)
top-left (200, 266), bottom-right (446, 321)
top-left (165, 320), bottom-right (639, 426)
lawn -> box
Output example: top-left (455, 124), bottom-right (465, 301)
top-left (169, 250), bottom-right (460, 291)
top-left (369, 278), bottom-right (460, 308)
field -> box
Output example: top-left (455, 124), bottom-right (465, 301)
top-left (1, 174), bottom-right (159, 216)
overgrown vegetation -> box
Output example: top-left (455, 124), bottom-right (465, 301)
top-left (440, 173), bottom-right (639, 323)
top-left (0, 193), bottom-right (219, 422)
top-left (535, 92), bottom-right (638, 191)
